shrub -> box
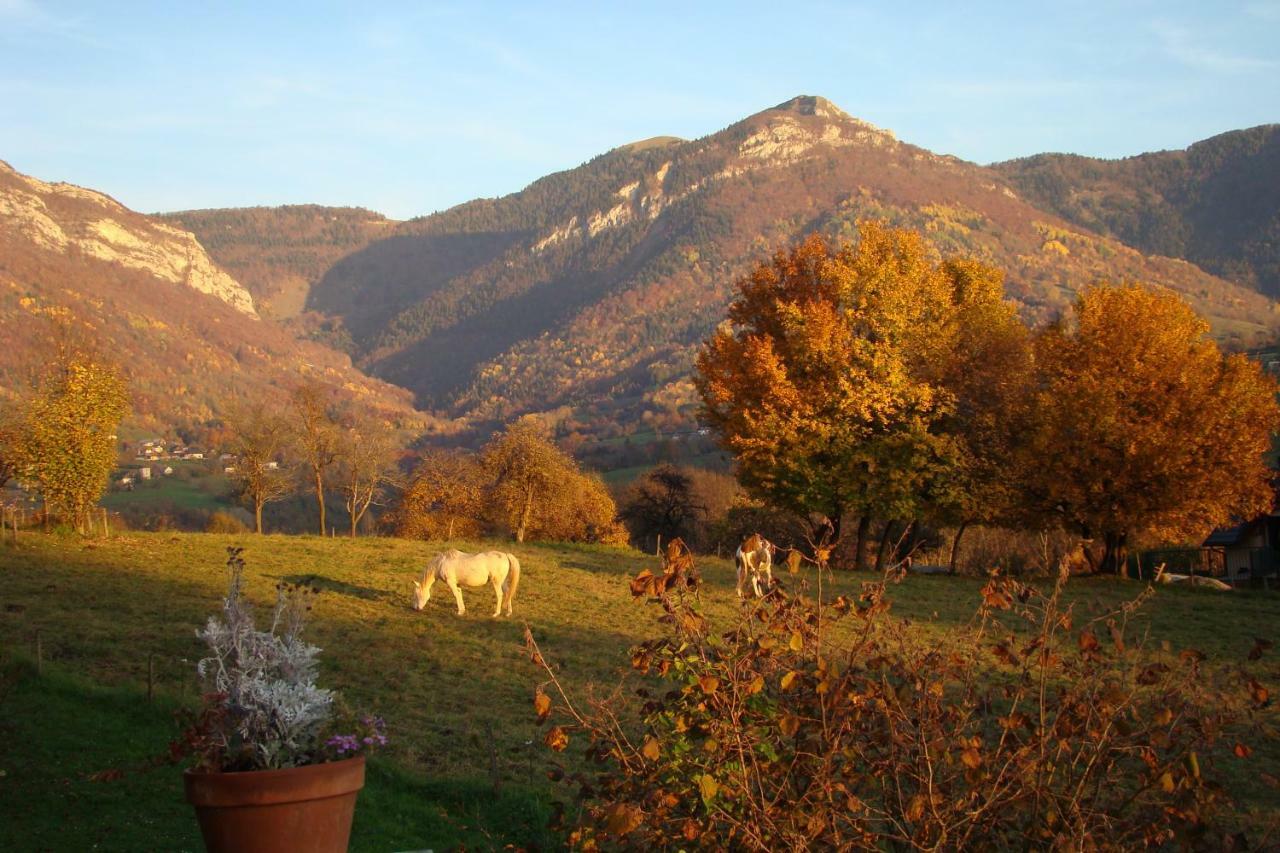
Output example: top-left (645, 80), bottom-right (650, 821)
top-left (205, 510), bottom-right (251, 534)
top-left (529, 551), bottom-right (1266, 849)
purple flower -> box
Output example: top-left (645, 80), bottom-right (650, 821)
top-left (326, 734), bottom-right (360, 754)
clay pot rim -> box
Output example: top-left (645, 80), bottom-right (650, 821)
top-left (183, 754), bottom-right (366, 808)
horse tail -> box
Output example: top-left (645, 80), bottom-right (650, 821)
top-left (503, 553), bottom-right (521, 611)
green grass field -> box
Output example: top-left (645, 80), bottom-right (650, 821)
top-left (1, 531), bottom-right (1277, 849)
top-left (101, 476), bottom-right (234, 512)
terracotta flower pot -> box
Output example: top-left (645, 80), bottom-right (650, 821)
top-left (183, 755), bottom-right (366, 853)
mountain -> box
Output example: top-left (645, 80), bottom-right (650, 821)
top-left (152, 97), bottom-right (1279, 438)
top-left (160, 205), bottom-right (396, 319)
top-left (993, 125), bottom-right (1280, 297)
top-left (0, 160), bottom-right (420, 435)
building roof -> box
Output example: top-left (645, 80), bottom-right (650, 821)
top-left (1203, 524), bottom-right (1250, 547)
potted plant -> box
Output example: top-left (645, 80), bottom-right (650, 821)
top-left (177, 547), bottom-right (385, 853)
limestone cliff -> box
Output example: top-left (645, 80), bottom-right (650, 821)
top-left (0, 160), bottom-right (257, 316)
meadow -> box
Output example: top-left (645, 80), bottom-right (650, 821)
top-left (0, 531), bottom-right (1277, 850)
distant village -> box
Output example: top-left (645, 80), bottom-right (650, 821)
top-left (113, 438), bottom-right (274, 490)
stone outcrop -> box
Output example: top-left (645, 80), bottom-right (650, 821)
top-left (0, 160), bottom-right (257, 316)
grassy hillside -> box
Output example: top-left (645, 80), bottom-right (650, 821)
top-left (1, 532), bottom-right (1278, 847)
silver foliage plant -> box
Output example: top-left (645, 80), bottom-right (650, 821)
top-left (196, 547), bottom-right (334, 769)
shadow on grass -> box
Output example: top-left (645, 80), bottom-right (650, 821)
top-left (281, 573), bottom-right (386, 602)
top-left (0, 659), bottom-right (557, 852)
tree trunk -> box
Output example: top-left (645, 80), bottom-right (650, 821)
top-left (854, 515), bottom-right (870, 572)
top-left (313, 469), bottom-right (326, 536)
top-left (516, 485), bottom-right (533, 543)
top-left (948, 521), bottom-right (969, 575)
top-left (351, 491), bottom-right (371, 538)
top-left (899, 519), bottom-right (919, 563)
top-left (447, 517), bottom-right (456, 539)
top-left (1100, 531), bottom-right (1129, 576)
top-left (875, 520), bottom-right (899, 574)
top-left (254, 497), bottom-right (264, 534)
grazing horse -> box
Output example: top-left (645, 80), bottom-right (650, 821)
top-left (412, 549), bottom-right (521, 617)
top-left (735, 534), bottom-right (775, 598)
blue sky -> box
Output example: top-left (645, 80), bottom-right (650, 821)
top-left (2, 1), bottom-right (1277, 219)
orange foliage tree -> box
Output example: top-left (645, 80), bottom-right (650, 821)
top-left (1018, 284), bottom-right (1280, 574)
top-left (695, 224), bottom-right (1023, 567)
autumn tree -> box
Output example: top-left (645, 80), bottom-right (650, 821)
top-left (14, 346), bottom-right (128, 531)
top-left (1018, 284), bottom-right (1280, 574)
top-left (620, 464), bottom-right (706, 552)
top-left (0, 404), bottom-right (20, 488)
top-left (225, 406), bottom-right (293, 534)
top-left (695, 225), bottom-right (1011, 569)
top-left (481, 418), bottom-right (621, 544)
top-left (393, 448), bottom-right (486, 540)
top-left (924, 259), bottom-right (1035, 573)
top-left (333, 414), bottom-right (402, 537)
top-left (538, 468), bottom-right (627, 545)
top-left (289, 382), bottom-right (341, 536)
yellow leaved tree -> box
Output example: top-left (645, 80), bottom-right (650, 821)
top-left (480, 418), bottom-right (622, 544)
top-left (1018, 284), bottom-right (1280, 574)
top-left (16, 345), bottom-right (128, 532)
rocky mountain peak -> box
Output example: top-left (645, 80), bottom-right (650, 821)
top-left (772, 95), bottom-right (849, 119)
top-left (759, 95), bottom-right (895, 141)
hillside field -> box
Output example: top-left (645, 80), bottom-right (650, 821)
top-left (1, 532), bottom-right (1278, 849)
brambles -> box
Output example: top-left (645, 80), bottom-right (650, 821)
top-left (529, 549), bottom-right (1267, 850)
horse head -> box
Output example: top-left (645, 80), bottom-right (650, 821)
top-left (411, 579), bottom-right (427, 611)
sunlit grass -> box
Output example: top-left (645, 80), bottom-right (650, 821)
top-left (0, 531), bottom-right (1276, 845)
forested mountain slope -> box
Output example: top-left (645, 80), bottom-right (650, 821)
top-left (162, 205), bottom-right (396, 319)
top-left (994, 124), bottom-right (1280, 297)
top-left (157, 98), bottom-right (1279, 435)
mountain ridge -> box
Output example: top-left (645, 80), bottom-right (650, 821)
top-left (155, 97), bottom-right (1280, 438)
top-left (993, 123), bottom-right (1280, 297)
top-left (0, 163), bottom-right (421, 436)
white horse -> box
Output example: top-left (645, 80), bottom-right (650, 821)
top-left (735, 534), bottom-right (775, 598)
top-left (412, 549), bottom-right (522, 617)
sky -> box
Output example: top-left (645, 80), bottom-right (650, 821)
top-left (1, 1), bottom-right (1277, 220)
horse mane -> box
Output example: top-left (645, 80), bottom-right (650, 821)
top-left (422, 550), bottom-right (450, 581)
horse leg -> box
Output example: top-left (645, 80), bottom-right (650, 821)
top-left (752, 570), bottom-right (763, 598)
top-left (735, 562), bottom-right (746, 598)
top-left (447, 577), bottom-right (465, 616)
top-left (491, 573), bottom-right (503, 618)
